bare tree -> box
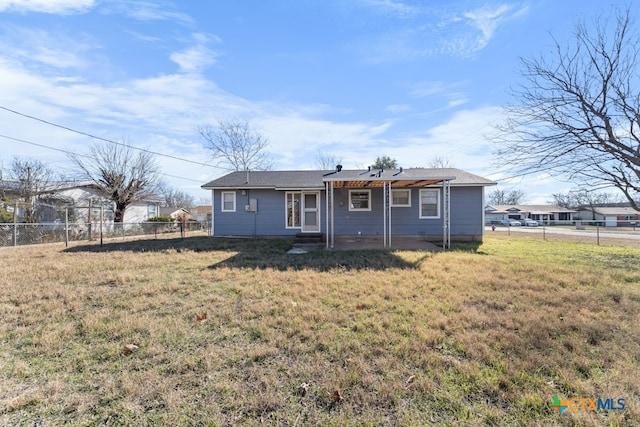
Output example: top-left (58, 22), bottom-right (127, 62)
top-left (372, 155), bottom-right (398, 169)
top-left (158, 183), bottom-right (196, 208)
top-left (4, 158), bottom-right (58, 222)
top-left (197, 118), bottom-right (272, 171)
top-left (551, 189), bottom-right (623, 211)
top-left (68, 142), bottom-right (160, 222)
top-left (487, 188), bottom-right (525, 205)
top-left (428, 156), bottom-right (455, 168)
top-left (315, 151), bottom-right (343, 170)
top-left (494, 7), bottom-right (640, 209)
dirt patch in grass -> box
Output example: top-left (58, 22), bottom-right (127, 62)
top-left (1, 233), bottom-right (639, 425)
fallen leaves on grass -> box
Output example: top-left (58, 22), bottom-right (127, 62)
top-left (122, 343), bottom-right (139, 355)
top-left (298, 382), bottom-right (310, 396)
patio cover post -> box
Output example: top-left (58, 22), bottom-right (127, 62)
top-left (325, 182), bottom-right (329, 249)
top-left (443, 179), bottom-right (450, 249)
top-left (330, 181), bottom-right (335, 249)
top-left (388, 181), bottom-right (392, 248)
top-left (383, 181), bottom-right (387, 248)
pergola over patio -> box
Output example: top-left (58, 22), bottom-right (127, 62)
top-left (322, 168), bottom-right (454, 250)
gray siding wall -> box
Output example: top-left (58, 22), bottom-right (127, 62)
top-left (211, 186), bottom-right (484, 240)
top-left (449, 186), bottom-right (484, 240)
top-left (331, 186), bottom-right (483, 239)
top-left (212, 189), bottom-right (326, 236)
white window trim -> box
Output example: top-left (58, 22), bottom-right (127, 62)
top-left (221, 191), bottom-right (236, 212)
top-left (391, 189), bottom-right (411, 207)
top-left (419, 189), bottom-right (440, 219)
top-left (285, 191), bottom-right (302, 229)
top-left (349, 190), bottom-right (371, 211)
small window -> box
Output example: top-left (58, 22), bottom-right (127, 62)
top-left (419, 189), bottom-right (440, 218)
top-left (349, 190), bottom-right (371, 211)
top-left (147, 204), bottom-right (157, 219)
top-left (391, 189), bottom-right (411, 207)
top-left (221, 191), bottom-right (236, 212)
top-left (286, 192), bottom-right (301, 228)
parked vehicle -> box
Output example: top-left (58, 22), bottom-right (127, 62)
top-left (523, 219), bottom-right (539, 227)
top-left (501, 219), bottom-right (521, 227)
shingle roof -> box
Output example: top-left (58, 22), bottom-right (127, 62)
top-left (487, 204), bottom-right (577, 214)
top-left (202, 168), bottom-right (496, 189)
top-left (582, 206), bottom-right (640, 215)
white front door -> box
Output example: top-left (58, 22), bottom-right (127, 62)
top-left (301, 192), bottom-right (320, 232)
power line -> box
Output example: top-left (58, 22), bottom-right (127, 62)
top-left (0, 133), bottom-right (205, 184)
top-left (0, 105), bottom-right (215, 169)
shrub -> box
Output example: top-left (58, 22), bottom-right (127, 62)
top-left (148, 215), bottom-right (173, 223)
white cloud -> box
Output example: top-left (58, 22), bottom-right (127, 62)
top-left (386, 104), bottom-right (411, 113)
top-left (255, 113), bottom-right (393, 168)
top-left (103, 0), bottom-right (193, 25)
top-left (463, 3), bottom-right (527, 51)
top-left (0, 0), bottom-right (95, 14)
top-left (357, 2), bottom-right (530, 61)
top-left (0, 25), bottom-right (98, 70)
top-left (358, 0), bottom-right (419, 17)
top-left (169, 33), bottom-right (220, 74)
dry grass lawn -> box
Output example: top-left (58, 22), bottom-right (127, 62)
top-left (1, 234), bottom-right (639, 426)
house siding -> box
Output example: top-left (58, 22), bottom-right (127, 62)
top-left (211, 186), bottom-right (484, 241)
top-left (212, 189), bottom-right (326, 236)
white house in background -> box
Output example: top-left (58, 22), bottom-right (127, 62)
top-left (1, 180), bottom-right (160, 225)
top-left (190, 205), bottom-right (212, 224)
top-left (47, 181), bottom-right (160, 225)
top-left (485, 204), bottom-right (576, 224)
top-left (575, 205), bottom-right (640, 227)
top-left (159, 207), bottom-right (190, 221)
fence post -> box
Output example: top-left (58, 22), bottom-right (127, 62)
top-left (88, 199), bottom-right (93, 241)
top-left (13, 202), bottom-right (17, 247)
top-left (100, 206), bottom-right (104, 247)
top-left (596, 224), bottom-right (600, 245)
top-left (65, 208), bottom-right (69, 247)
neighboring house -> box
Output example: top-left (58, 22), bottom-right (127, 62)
top-left (576, 205), bottom-right (640, 227)
top-left (0, 180), bottom-right (160, 225)
top-left (201, 167), bottom-right (496, 247)
top-left (159, 207), bottom-right (190, 221)
top-left (191, 205), bottom-right (212, 224)
top-left (485, 205), bottom-right (576, 224)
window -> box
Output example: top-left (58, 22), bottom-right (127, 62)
top-left (391, 189), bottom-right (411, 207)
top-left (221, 191), bottom-right (236, 212)
top-left (349, 190), bottom-right (371, 211)
top-left (419, 189), bottom-right (440, 218)
top-left (147, 204), bottom-right (157, 219)
top-left (286, 192), bottom-right (301, 228)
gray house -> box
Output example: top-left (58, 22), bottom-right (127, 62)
top-left (201, 167), bottom-right (496, 248)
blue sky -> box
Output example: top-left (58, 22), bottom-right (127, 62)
top-left (0, 0), bottom-right (625, 203)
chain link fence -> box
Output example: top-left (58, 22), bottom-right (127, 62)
top-left (0, 221), bottom-right (210, 248)
top-left (486, 220), bottom-right (640, 246)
